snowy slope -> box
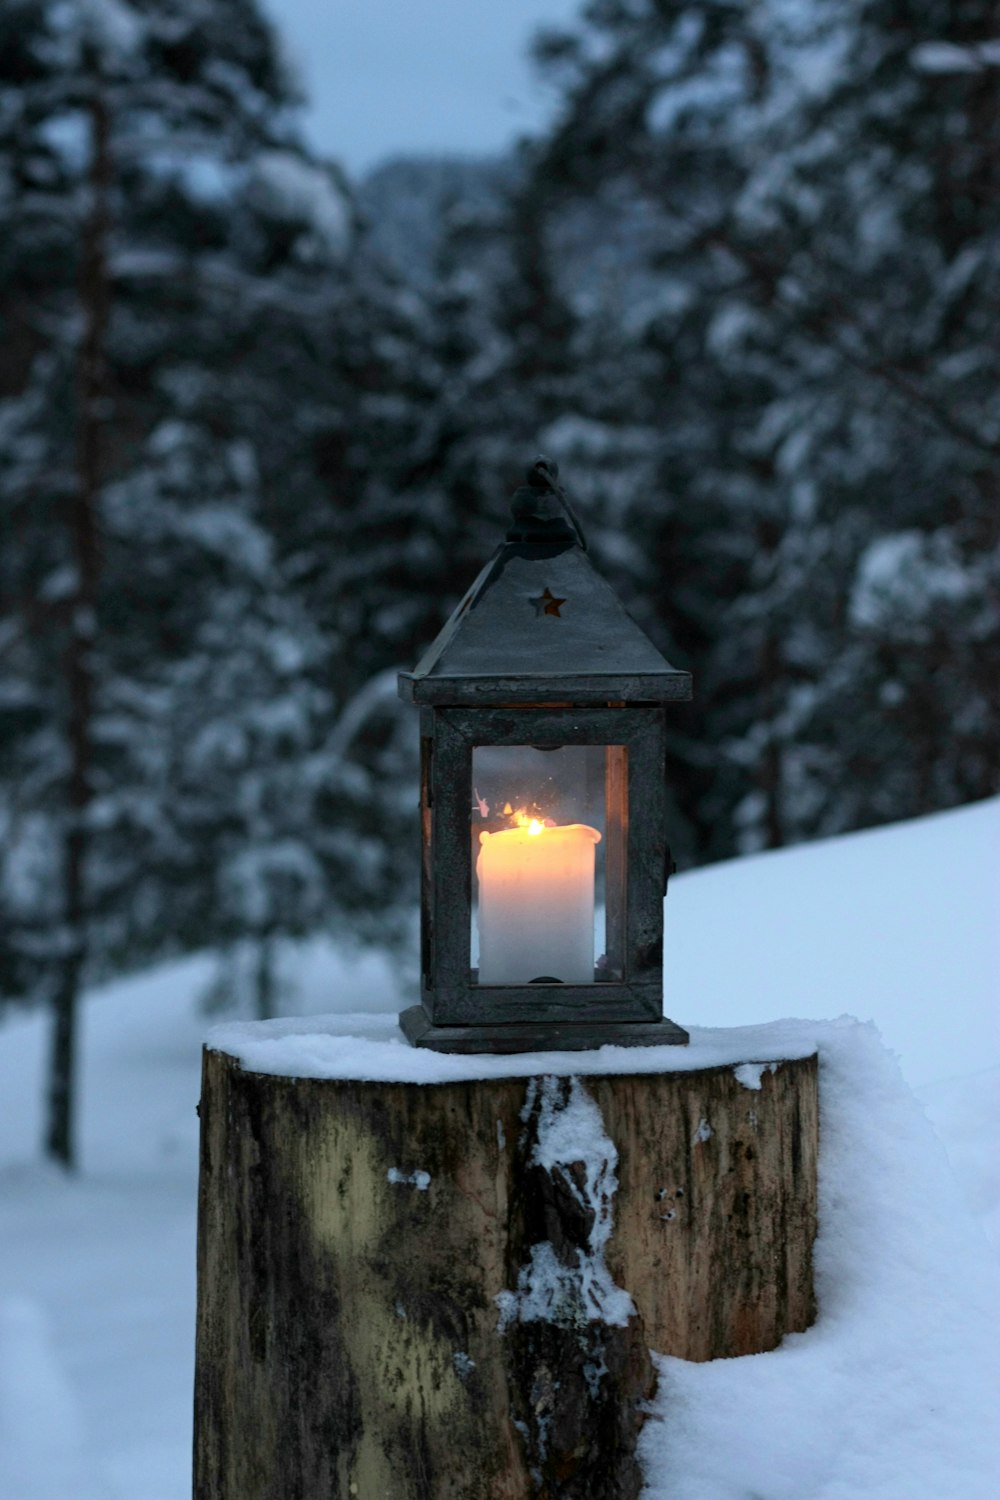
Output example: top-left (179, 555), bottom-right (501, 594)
top-left (0, 948), bottom-right (400, 1500)
top-left (0, 799), bottom-right (997, 1498)
top-left (663, 794), bottom-right (1000, 1088)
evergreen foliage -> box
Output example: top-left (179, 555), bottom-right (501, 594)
top-left (1, 0), bottom-right (997, 1163)
top-left (0, 0), bottom-right (398, 1161)
top-left (522, 0), bottom-right (1000, 852)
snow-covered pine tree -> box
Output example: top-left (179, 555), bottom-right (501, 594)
top-left (718, 0), bottom-right (1000, 841)
top-left (296, 168), bottom-right (587, 743)
top-left (329, 155), bottom-right (696, 834)
top-left (522, 0), bottom-right (1000, 853)
top-left (524, 0), bottom-right (788, 860)
top-left (0, 0), bottom-right (352, 1164)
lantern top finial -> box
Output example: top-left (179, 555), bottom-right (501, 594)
top-left (398, 456), bottom-right (692, 706)
top-left (507, 456), bottom-right (587, 551)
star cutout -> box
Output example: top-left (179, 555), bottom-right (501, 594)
top-left (530, 587), bottom-right (566, 618)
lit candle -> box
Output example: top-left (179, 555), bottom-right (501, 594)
top-left (476, 821), bottom-right (601, 984)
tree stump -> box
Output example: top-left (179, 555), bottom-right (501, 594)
top-left (194, 1030), bottom-right (817, 1500)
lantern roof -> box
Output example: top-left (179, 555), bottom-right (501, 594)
top-left (398, 459), bottom-right (693, 706)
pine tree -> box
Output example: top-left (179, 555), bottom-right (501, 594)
top-left (525, 0), bottom-right (783, 859)
top-left (719, 0), bottom-right (1000, 840)
top-left (521, 0), bottom-right (1000, 854)
top-left (0, 0), bottom-right (352, 1164)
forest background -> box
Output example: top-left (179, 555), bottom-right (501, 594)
top-left (1, 0), bottom-right (998, 1167)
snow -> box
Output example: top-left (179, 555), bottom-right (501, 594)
top-left (251, 150), bottom-right (350, 253)
top-left (496, 1077), bottom-right (636, 1333)
top-left (911, 40), bottom-right (1000, 74)
top-left (386, 1167), bottom-right (431, 1190)
top-left (1, 799), bottom-right (998, 1497)
top-left (849, 529), bottom-right (972, 631)
top-left (732, 1061), bottom-right (777, 1090)
top-left (0, 1298), bottom-right (106, 1500)
top-left (78, 0), bottom-right (143, 63)
top-left (918, 1066), bottom-right (1000, 1253)
top-left (208, 1010), bottom-right (819, 1085)
top-left (664, 796), bottom-right (1000, 1089)
top-left (639, 1022), bottom-right (1000, 1500)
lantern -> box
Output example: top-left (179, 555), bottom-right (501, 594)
top-left (398, 459), bottom-right (692, 1052)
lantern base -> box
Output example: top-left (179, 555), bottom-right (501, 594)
top-left (399, 1004), bottom-right (689, 1054)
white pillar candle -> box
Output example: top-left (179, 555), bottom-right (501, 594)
top-left (476, 822), bottom-right (601, 985)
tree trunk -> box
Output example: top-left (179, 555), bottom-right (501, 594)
top-left (46, 78), bottom-right (110, 1168)
top-left (254, 934), bottom-right (276, 1021)
top-left (194, 1045), bottom-right (817, 1499)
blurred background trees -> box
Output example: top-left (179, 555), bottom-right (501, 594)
top-left (1, 0), bottom-right (997, 1163)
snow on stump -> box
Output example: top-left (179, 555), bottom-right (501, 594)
top-left (193, 1020), bottom-right (818, 1500)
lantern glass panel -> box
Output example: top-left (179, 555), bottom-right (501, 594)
top-left (470, 743), bottom-right (627, 987)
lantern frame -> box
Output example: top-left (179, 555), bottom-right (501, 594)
top-left (397, 458), bottom-right (692, 1053)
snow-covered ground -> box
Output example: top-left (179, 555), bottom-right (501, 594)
top-left (1, 797), bottom-right (997, 1498)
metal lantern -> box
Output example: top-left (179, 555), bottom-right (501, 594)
top-left (398, 459), bottom-right (692, 1053)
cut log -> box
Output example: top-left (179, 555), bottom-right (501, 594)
top-left (194, 1034), bottom-right (817, 1500)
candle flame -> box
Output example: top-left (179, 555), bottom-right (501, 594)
top-left (511, 807), bottom-right (546, 834)
top-left (480, 807), bottom-right (559, 843)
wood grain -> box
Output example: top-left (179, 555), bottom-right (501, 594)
top-left (194, 1050), bottom-right (817, 1499)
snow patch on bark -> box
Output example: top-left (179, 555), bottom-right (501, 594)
top-left (734, 1061), bottom-right (778, 1091)
top-left (386, 1167), bottom-right (430, 1190)
top-left (497, 1076), bottom-right (635, 1332)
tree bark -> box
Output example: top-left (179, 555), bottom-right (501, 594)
top-left (254, 934), bottom-right (277, 1021)
top-left (194, 1047), bottom-right (817, 1499)
top-left (46, 78), bottom-right (110, 1168)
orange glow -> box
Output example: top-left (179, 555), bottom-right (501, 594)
top-left (498, 806), bottom-right (553, 836)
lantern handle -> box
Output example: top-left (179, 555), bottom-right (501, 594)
top-left (506, 456), bottom-right (588, 551)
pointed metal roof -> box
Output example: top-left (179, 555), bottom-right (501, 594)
top-left (398, 460), bottom-right (692, 707)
